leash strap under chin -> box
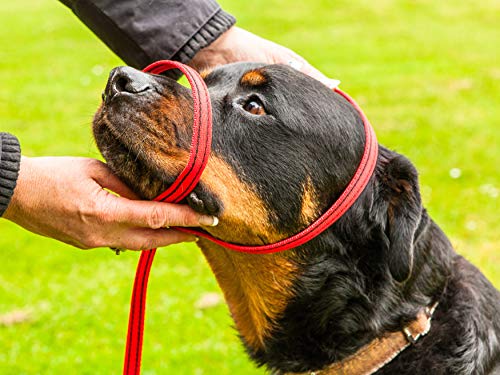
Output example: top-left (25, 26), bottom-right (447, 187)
top-left (123, 60), bottom-right (378, 375)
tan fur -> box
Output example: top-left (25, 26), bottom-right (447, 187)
top-left (194, 155), bottom-right (299, 350)
top-left (200, 69), bottom-right (213, 79)
top-left (94, 94), bottom-right (193, 200)
top-left (200, 241), bottom-right (299, 351)
top-left (200, 155), bottom-right (284, 245)
top-left (300, 176), bottom-right (320, 226)
top-left (240, 69), bottom-right (268, 87)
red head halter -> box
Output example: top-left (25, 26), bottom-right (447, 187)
top-left (122, 60), bottom-right (378, 375)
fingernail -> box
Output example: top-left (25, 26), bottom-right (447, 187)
top-left (325, 79), bottom-right (341, 89)
top-left (199, 215), bottom-right (219, 226)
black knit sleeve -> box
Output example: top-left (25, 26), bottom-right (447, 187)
top-left (0, 133), bottom-right (21, 217)
top-left (59, 0), bottom-right (236, 70)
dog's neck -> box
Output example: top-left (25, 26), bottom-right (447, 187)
top-left (197, 210), bottom-right (454, 373)
top-left (199, 240), bottom-right (300, 350)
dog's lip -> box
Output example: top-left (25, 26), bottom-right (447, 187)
top-left (95, 115), bottom-right (144, 166)
top-left (96, 110), bottom-right (122, 140)
top-left (95, 99), bottom-right (145, 154)
top-left (95, 115), bottom-right (186, 201)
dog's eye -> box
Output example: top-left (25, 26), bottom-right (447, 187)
top-left (243, 98), bottom-right (266, 116)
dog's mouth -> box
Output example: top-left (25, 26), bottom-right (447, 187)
top-left (93, 114), bottom-right (168, 200)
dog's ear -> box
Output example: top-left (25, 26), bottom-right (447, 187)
top-left (375, 153), bottom-right (422, 282)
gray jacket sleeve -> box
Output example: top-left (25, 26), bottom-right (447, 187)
top-left (59, 0), bottom-right (236, 69)
top-left (0, 133), bottom-right (21, 217)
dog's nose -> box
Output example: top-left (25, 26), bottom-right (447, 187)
top-left (103, 66), bottom-right (153, 102)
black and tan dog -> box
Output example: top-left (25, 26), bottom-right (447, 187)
top-left (93, 63), bottom-right (500, 374)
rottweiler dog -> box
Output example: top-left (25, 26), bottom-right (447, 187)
top-left (93, 63), bottom-right (500, 374)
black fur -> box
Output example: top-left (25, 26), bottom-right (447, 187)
top-left (94, 63), bottom-right (500, 374)
top-left (255, 149), bottom-right (500, 374)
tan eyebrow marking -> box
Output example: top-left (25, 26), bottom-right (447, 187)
top-left (200, 69), bottom-right (213, 79)
top-left (240, 69), bottom-right (268, 86)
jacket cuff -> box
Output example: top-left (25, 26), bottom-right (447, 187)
top-left (0, 133), bottom-right (21, 217)
top-left (172, 9), bottom-right (236, 64)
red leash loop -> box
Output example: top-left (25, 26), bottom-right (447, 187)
top-left (122, 60), bottom-right (378, 375)
top-left (175, 88), bottom-right (378, 253)
top-left (123, 60), bottom-right (212, 375)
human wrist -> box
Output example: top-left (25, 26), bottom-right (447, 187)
top-left (188, 26), bottom-right (238, 71)
top-left (2, 155), bottom-right (32, 223)
top-left (0, 133), bottom-right (21, 218)
top-left (174, 9), bottom-right (235, 65)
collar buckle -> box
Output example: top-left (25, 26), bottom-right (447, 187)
top-left (403, 326), bottom-right (418, 345)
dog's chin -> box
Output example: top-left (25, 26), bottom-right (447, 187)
top-left (93, 119), bottom-right (173, 201)
top-left (93, 117), bottom-right (222, 217)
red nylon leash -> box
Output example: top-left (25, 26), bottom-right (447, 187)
top-left (123, 60), bottom-right (212, 375)
top-left (122, 60), bottom-right (378, 375)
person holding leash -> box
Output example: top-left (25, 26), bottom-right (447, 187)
top-left (0, 0), bottom-right (332, 250)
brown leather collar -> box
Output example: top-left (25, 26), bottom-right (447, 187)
top-left (286, 303), bottom-right (438, 375)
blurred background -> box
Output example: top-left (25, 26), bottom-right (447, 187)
top-left (0, 0), bottom-right (498, 373)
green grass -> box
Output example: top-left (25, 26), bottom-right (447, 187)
top-left (0, 0), bottom-right (498, 373)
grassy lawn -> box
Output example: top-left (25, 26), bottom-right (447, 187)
top-left (0, 0), bottom-right (498, 374)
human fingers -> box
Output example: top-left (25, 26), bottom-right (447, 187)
top-left (274, 51), bottom-right (340, 89)
top-left (298, 62), bottom-right (341, 89)
top-left (189, 26), bottom-right (339, 89)
top-left (90, 160), bottom-right (218, 228)
top-left (100, 192), bottom-right (218, 229)
top-left (110, 227), bottom-right (197, 250)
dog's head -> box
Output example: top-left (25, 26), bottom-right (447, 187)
top-left (93, 63), bottom-right (425, 364)
top-left (94, 63), bottom-right (367, 242)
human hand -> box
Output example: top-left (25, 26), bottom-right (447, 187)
top-left (189, 26), bottom-right (338, 88)
top-left (3, 157), bottom-right (217, 250)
